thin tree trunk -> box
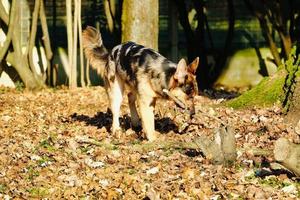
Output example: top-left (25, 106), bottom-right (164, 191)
top-left (174, 0), bottom-right (195, 62)
top-left (66, 0), bottom-right (74, 86)
top-left (168, 0), bottom-right (178, 62)
top-left (78, 0), bottom-right (85, 87)
top-left (40, 0), bottom-right (53, 64)
top-left (258, 17), bottom-right (282, 66)
top-left (193, 0), bottom-right (209, 89)
top-left (213, 0), bottom-right (235, 84)
top-left (71, 0), bottom-right (78, 88)
top-left (28, 0), bottom-right (41, 76)
top-left (279, 32), bottom-right (292, 59)
top-left (0, 1), bottom-right (9, 25)
top-left (0, 0), bottom-right (17, 62)
top-left (104, 0), bottom-right (115, 33)
top-left (52, 0), bottom-right (57, 41)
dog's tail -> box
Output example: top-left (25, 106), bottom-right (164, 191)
top-left (82, 26), bottom-right (109, 77)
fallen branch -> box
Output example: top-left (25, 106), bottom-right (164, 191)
top-left (243, 148), bottom-right (272, 157)
top-left (75, 125), bottom-right (237, 165)
top-left (193, 126), bottom-right (237, 164)
top-left (274, 137), bottom-right (300, 176)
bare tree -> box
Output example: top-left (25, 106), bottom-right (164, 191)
top-left (66, 0), bottom-right (86, 88)
top-left (0, 0), bottom-right (53, 90)
top-left (243, 0), bottom-right (300, 66)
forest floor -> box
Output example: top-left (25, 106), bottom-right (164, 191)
top-left (0, 86), bottom-right (299, 199)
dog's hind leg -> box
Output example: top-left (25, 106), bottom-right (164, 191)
top-left (107, 76), bottom-right (124, 135)
top-left (128, 92), bottom-right (140, 128)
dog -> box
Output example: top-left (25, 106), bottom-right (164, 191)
top-left (82, 26), bottom-right (199, 141)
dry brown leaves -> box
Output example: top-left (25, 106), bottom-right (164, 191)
top-left (0, 87), bottom-right (299, 199)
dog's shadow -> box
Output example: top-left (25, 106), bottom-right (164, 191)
top-left (70, 109), bottom-right (178, 134)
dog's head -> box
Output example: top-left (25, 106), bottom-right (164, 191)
top-left (169, 57), bottom-right (199, 102)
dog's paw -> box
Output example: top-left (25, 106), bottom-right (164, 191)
top-left (146, 131), bottom-right (160, 142)
top-left (112, 127), bottom-right (122, 139)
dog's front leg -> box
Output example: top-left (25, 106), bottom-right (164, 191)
top-left (138, 96), bottom-right (157, 142)
top-left (108, 77), bottom-right (124, 135)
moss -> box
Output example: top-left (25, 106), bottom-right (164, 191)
top-left (226, 69), bottom-right (286, 109)
top-left (282, 47), bottom-right (300, 112)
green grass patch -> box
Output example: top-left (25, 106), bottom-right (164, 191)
top-left (15, 81), bottom-right (25, 92)
top-left (27, 187), bottom-right (49, 198)
top-left (37, 155), bottom-right (54, 166)
top-left (38, 134), bottom-right (57, 152)
top-left (80, 146), bottom-right (91, 154)
top-left (128, 169), bottom-right (137, 175)
top-left (27, 165), bottom-right (40, 180)
top-left (0, 183), bottom-right (7, 193)
top-left (258, 176), bottom-right (291, 189)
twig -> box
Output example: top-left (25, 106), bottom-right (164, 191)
top-left (162, 89), bottom-right (187, 109)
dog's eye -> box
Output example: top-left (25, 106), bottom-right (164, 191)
top-left (185, 75), bottom-right (188, 81)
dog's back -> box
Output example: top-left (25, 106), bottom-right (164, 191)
top-left (109, 42), bottom-right (177, 96)
top-left (83, 26), bottom-right (178, 96)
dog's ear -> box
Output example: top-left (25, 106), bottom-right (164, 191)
top-left (174, 58), bottom-right (188, 82)
top-left (188, 57), bottom-right (199, 74)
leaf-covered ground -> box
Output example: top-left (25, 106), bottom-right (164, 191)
top-left (0, 87), bottom-right (299, 199)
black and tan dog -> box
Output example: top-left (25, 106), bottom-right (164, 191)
top-left (82, 26), bottom-right (199, 141)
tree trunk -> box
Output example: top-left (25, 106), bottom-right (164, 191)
top-left (285, 72), bottom-right (300, 125)
top-left (283, 47), bottom-right (300, 125)
top-left (258, 17), bottom-right (282, 67)
top-left (121, 0), bottom-right (158, 50)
